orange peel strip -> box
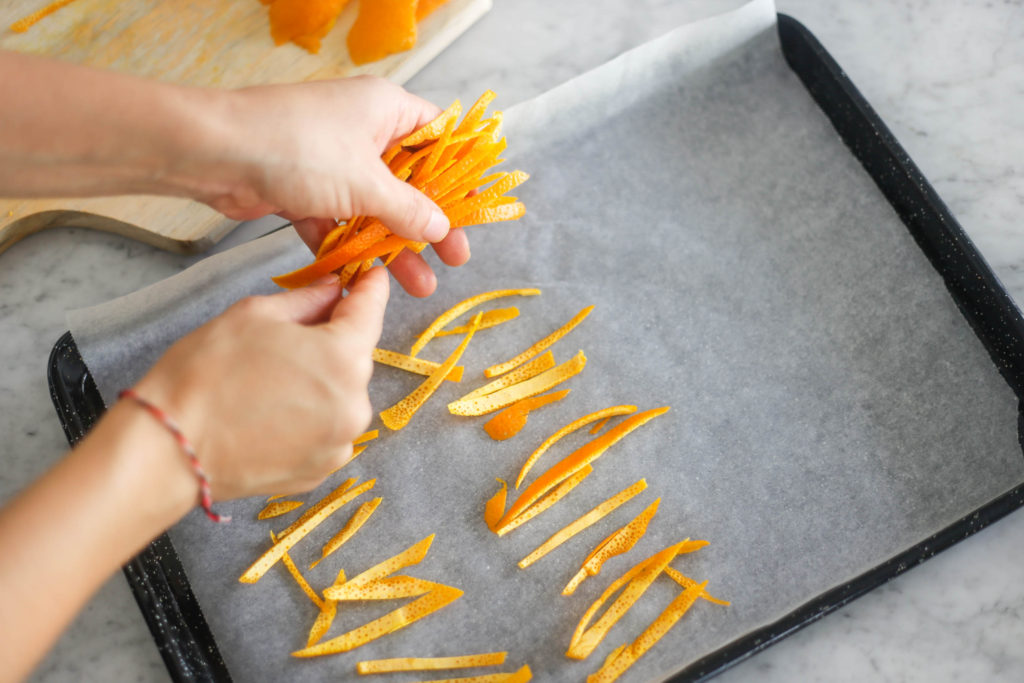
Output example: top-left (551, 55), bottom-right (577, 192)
top-left (451, 202), bottom-right (526, 229)
top-left (278, 543), bottom-right (325, 610)
top-left (563, 498), bottom-right (661, 595)
top-left (353, 430), bottom-right (379, 446)
top-left (485, 305), bottom-right (594, 378)
top-left (458, 351), bottom-right (555, 403)
top-left (373, 348), bottom-right (463, 382)
top-left (496, 465), bottom-right (592, 537)
top-left (401, 100), bottom-right (462, 147)
top-left (324, 534), bottom-right (434, 597)
top-left (277, 478), bottom-right (357, 538)
top-left (586, 582), bottom-right (707, 683)
top-left (267, 493), bottom-right (287, 502)
top-left (518, 479), bottom-right (646, 569)
top-left (417, 665), bottom-right (532, 683)
top-left (435, 307), bottom-right (520, 337)
top-left (357, 651), bottom-right (506, 674)
top-left (316, 221), bottom-right (350, 259)
top-left (567, 541), bottom-right (690, 660)
top-left (448, 171), bottom-right (531, 224)
top-left (410, 288), bottom-right (540, 357)
top-left (589, 417), bottom-right (613, 435)
top-left (310, 497), bottom-right (383, 569)
top-left (499, 407), bottom-right (667, 527)
top-left (484, 479), bottom-right (508, 532)
top-left (484, 389), bottom-right (571, 441)
top-left (10, 0), bottom-right (78, 32)
top-left (307, 600), bottom-right (338, 647)
top-left (448, 351), bottom-right (587, 417)
top-left (273, 221), bottom-right (388, 289)
top-left (293, 582), bottom-right (463, 657)
top-left (423, 137), bottom-right (506, 200)
top-left (257, 500), bottom-right (303, 520)
top-left (239, 478), bottom-right (373, 583)
top-left (329, 575), bottom-right (435, 601)
top-left (414, 114), bottom-right (458, 185)
top-left (381, 314), bottom-right (482, 431)
top-left (664, 567), bottom-right (730, 606)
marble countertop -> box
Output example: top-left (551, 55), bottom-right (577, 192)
top-left (2, 0), bottom-right (1021, 681)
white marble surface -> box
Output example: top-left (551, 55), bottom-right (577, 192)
top-left (0, 0), bottom-right (1022, 681)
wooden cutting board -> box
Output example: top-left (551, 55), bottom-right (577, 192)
top-left (0, 0), bottom-right (491, 256)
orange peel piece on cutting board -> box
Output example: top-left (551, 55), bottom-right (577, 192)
top-left (373, 348), bottom-right (464, 382)
top-left (380, 314), bottom-right (482, 430)
top-left (268, 0), bottom-right (351, 54)
top-left (448, 351), bottom-right (587, 417)
top-left (562, 498), bottom-right (661, 595)
top-left (518, 479), bottom-right (647, 568)
top-left (357, 651), bottom-right (507, 674)
top-left (514, 405), bottom-right (637, 489)
top-left (347, 0), bottom-right (418, 65)
top-left (483, 389), bottom-right (570, 441)
top-left (498, 407), bottom-right (668, 528)
top-left (411, 288), bottom-right (540, 357)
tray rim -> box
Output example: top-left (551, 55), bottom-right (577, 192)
top-left (46, 13), bottom-right (1024, 683)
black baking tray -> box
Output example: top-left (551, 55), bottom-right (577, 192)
top-left (47, 14), bottom-right (1024, 683)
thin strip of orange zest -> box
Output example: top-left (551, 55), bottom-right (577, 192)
top-left (410, 288), bottom-right (540, 358)
top-left (401, 100), bottom-right (462, 147)
top-left (416, 666), bottom-right (532, 683)
top-left (273, 221), bottom-right (389, 289)
top-left (277, 478), bottom-right (356, 538)
top-left (356, 651), bottom-right (507, 674)
top-left (518, 479), bottom-right (647, 569)
top-left (567, 541), bottom-right (690, 660)
top-left (435, 307), bottom-right (520, 337)
top-left (279, 546), bottom-right (325, 610)
top-left (563, 498), bottom-right (661, 595)
top-left (380, 314), bottom-right (482, 430)
top-left (448, 171), bottom-right (530, 224)
top-left (307, 600), bottom-right (338, 647)
top-left (239, 478), bottom-right (373, 583)
top-left (353, 430), bottom-right (379, 446)
top-left (485, 305), bottom-right (594, 378)
top-left (292, 582), bottom-right (463, 657)
top-left (310, 497), bottom-right (383, 569)
top-left (458, 351), bottom-right (555, 402)
top-left (373, 348), bottom-right (463, 382)
top-left (324, 534), bottom-right (434, 598)
top-left (9, 0), bottom-right (78, 32)
top-left (499, 407), bottom-right (667, 526)
top-left (586, 582), bottom-right (708, 682)
top-left (451, 202), bottom-right (526, 229)
top-left (589, 417), bottom-right (612, 435)
top-left (495, 465), bottom-right (592, 537)
top-left (448, 351), bottom-right (587, 417)
top-left (328, 575), bottom-right (435, 601)
top-left (267, 493), bottom-right (287, 502)
top-left (257, 499), bottom-right (304, 520)
top-left (483, 389), bottom-right (571, 441)
top-left (316, 220), bottom-right (350, 259)
top-left (484, 479), bottom-right (508, 532)
top-left (663, 567), bottom-right (729, 605)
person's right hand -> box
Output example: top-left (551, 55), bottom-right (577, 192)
top-left (131, 267), bottom-right (390, 501)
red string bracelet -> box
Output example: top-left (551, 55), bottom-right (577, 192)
top-left (118, 388), bottom-right (232, 523)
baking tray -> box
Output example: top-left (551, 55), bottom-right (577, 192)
top-left (46, 14), bottom-right (1024, 683)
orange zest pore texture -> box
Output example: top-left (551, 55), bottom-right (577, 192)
top-left (273, 93), bottom-right (528, 289)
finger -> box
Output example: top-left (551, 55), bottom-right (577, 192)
top-left (328, 267), bottom-right (390, 348)
top-left (289, 216), bottom-right (338, 253)
top-left (431, 227), bottom-right (470, 267)
top-left (386, 249), bottom-right (437, 298)
top-left (255, 275), bottom-right (344, 324)
top-left (353, 163), bottom-right (450, 244)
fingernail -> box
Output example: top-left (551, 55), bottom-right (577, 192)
top-left (310, 274), bottom-right (340, 287)
top-left (422, 210), bottom-right (450, 243)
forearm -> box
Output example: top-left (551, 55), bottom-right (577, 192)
top-left (0, 50), bottom-right (238, 202)
top-left (0, 400), bottom-right (196, 683)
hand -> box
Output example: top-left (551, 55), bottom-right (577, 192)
top-left (200, 76), bottom-right (471, 297)
top-left (132, 268), bottom-right (390, 500)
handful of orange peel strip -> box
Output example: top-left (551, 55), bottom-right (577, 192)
top-left (273, 91), bottom-right (527, 290)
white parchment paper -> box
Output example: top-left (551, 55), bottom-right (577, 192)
top-left (67, 0), bottom-right (1024, 680)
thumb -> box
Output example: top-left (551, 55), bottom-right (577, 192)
top-left (356, 163), bottom-right (451, 244)
top-left (256, 276), bottom-right (344, 324)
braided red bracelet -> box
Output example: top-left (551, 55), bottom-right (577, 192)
top-left (118, 388), bottom-right (232, 523)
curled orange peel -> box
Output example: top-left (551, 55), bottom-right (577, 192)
top-left (356, 651), bottom-right (507, 674)
top-left (515, 405), bottom-right (638, 489)
top-left (563, 498), bottom-right (661, 595)
top-left (257, 499), bottom-right (304, 520)
top-left (458, 351), bottom-right (555, 403)
top-left (239, 478), bottom-right (373, 583)
top-left (518, 479), bottom-right (647, 569)
top-left (485, 305), bottom-right (593, 378)
top-left (410, 288), bottom-right (541, 358)
top-left (586, 581), bottom-right (708, 682)
top-left (435, 307), bottom-right (520, 338)
top-left (484, 479), bottom-right (508, 532)
top-left (499, 407), bottom-right (668, 527)
top-left (483, 389), bottom-right (570, 441)
top-left (380, 314), bottom-right (482, 430)
top-left (448, 351), bottom-right (587, 417)
top-left (495, 465), bottom-right (592, 537)
top-left (310, 496), bottom-right (382, 569)
top-left (373, 348), bottom-right (464, 383)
